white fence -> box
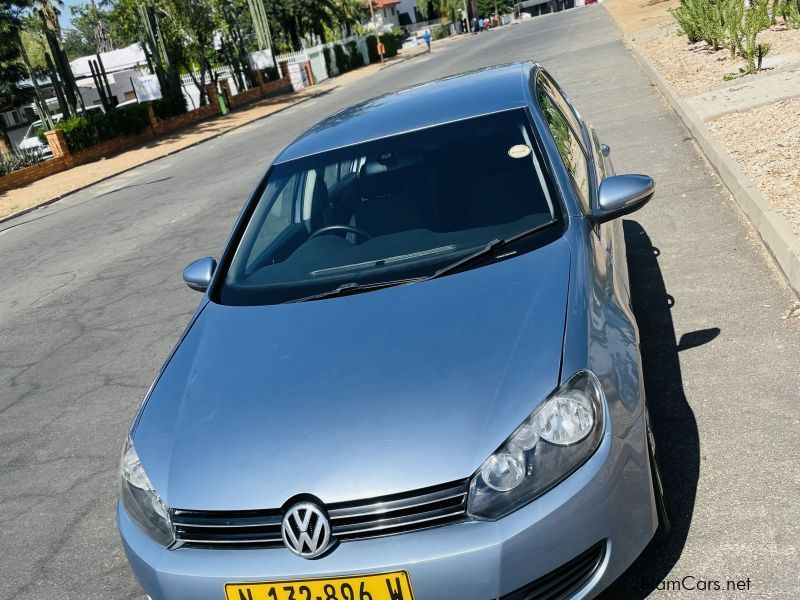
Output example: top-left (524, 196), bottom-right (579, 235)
top-left (275, 36), bottom-right (371, 84)
top-left (176, 35), bottom-right (373, 106)
top-left (178, 66), bottom-right (242, 109)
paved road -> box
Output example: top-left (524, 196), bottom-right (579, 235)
top-left (1, 7), bottom-right (798, 599)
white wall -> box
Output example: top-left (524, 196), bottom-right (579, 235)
top-left (77, 68), bottom-right (143, 107)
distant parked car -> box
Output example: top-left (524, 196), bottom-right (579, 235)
top-left (18, 119), bottom-right (54, 158)
top-left (18, 105), bottom-right (105, 158)
top-left (118, 62), bottom-right (667, 600)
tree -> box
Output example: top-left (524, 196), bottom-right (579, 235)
top-left (417, 0), bottom-right (465, 23)
top-left (62, 25), bottom-right (97, 59)
top-left (159, 0), bottom-right (219, 104)
top-left (18, 21), bottom-right (47, 72)
top-left (32, 0), bottom-right (62, 38)
top-left (0, 0), bottom-right (35, 155)
top-left (476, 0), bottom-right (513, 17)
top-left (61, 1), bottom-right (127, 59)
top-left (264, 0), bottom-right (364, 51)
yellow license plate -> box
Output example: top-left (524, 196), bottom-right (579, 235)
top-left (225, 571), bottom-right (415, 600)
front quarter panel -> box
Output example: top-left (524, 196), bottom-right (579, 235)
top-left (562, 218), bottom-right (644, 439)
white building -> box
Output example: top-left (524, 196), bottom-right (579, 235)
top-left (70, 44), bottom-right (149, 106)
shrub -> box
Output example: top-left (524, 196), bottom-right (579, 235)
top-left (107, 104), bottom-right (150, 136)
top-left (672, 0), bottom-right (773, 75)
top-left (366, 29), bottom-right (405, 62)
top-left (53, 103), bottom-right (151, 154)
top-left (333, 43), bottom-right (350, 74)
top-left (741, 0), bottom-right (772, 72)
top-left (57, 115), bottom-right (99, 154)
top-left (671, 0), bottom-right (726, 50)
top-left (322, 47), bottom-right (334, 75)
top-left (0, 148), bottom-right (46, 177)
top-left (260, 66), bottom-right (279, 81)
top-left (152, 92), bottom-right (188, 120)
top-left (775, 0), bottom-right (800, 28)
top-left (347, 41), bottom-right (364, 69)
top-left (433, 25), bottom-right (450, 40)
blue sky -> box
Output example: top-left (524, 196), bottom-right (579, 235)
top-left (58, 0), bottom-right (82, 29)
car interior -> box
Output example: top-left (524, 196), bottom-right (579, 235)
top-left (225, 110), bottom-right (559, 300)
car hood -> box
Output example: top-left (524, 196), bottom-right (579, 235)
top-left (134, 238), bottom-right (571, 510)
top-left (19, 137), bottom-right (43, 149)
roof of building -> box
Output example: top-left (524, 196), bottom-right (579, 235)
top-left (275, 62), bottom-right (534, 163)
top-left (69, 43), bottom-right (148, 79)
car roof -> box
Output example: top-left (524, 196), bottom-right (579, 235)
top-left (274, 62), bottom-right (535, 164)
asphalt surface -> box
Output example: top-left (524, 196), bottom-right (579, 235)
top-left (1, 7), bottom-right (798, 599)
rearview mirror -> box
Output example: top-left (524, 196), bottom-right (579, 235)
top-left (591, 174), bottom-right (655, 224)
top-left (183, 257), bottom-right (216, 292)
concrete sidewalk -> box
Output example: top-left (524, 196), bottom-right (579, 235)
top-left (687, 66), bottom-right (800, 121)
top-left (602, 0), bottom-right (800, 295)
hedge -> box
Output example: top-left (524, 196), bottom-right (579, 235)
top-left (433, 25), bottom-right (450, 40)
top-left (347, 41), bottom-right (364, 69)
top-left (322, 47), bottom-right (334, 75)
top-left (366, 28), bottom-right (406, 63)
top-left (53, 103), bottom-right (150, 154)
top-left (152, 92), bottom-right (188, 120)
top-left (333, 43), bottom-right (350, 74)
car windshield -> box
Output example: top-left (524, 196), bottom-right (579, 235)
top-left (24, 122), bottom-right (43, 140)
top-left (220, 109), bottom-right (561, 305)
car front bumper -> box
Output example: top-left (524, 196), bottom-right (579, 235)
top-left (119, 414), bottom-right (656, 600)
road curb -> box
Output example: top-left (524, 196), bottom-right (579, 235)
top-left (626, 42), bottom-right (800, 296)
top-left (0, 91), bottom-right (323, 227)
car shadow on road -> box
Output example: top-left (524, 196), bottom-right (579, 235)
top-left (598, 220), bottom-right (715, 598)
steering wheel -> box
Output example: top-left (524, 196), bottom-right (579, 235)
top-left (309, 225), bottom-right (372, 241)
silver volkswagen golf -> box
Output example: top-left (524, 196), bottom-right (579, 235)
top-left (119, 62), bottom-right (669, 600)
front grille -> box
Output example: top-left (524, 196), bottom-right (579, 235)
top-left (499, 542), bottom-right (605, 600)
top-left (172, 479), bottom-right (469, 549)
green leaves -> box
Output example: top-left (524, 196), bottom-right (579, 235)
top-left (672, 0), bottom-right (774, 75)
top-left (53, 103), bottom-right (150, 154)
top-left (0, 147), bottom-right (45, 176)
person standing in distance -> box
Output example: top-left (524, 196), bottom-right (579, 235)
top-left (424, 29), bottom-right (431, 52)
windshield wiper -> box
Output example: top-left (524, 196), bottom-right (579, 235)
top-left (427, 218), bottom-right (559, 280)
top-left (287, 219), bottom-right (558, 303)
top-left (287, 277), bottom-right (424, 303)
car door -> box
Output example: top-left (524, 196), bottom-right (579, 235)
top-left (589, 126), bottom-right (632, 296)
top-left (537, 70), bottom-right (632, 301)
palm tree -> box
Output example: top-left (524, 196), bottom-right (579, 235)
top-left (33, 0), bottom-right (63, 38)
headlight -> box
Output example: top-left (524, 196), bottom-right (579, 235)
top-left (467, 370), bottom-right (605, 520)
top-left (119, 436), bottom-right (175, 547)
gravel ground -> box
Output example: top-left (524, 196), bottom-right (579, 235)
top-left (625, 16), bottom-right (800, 240)
top-left (707, 97), bottom-right (800, 235)
top-left (636, 22), bottom-right (800, 96)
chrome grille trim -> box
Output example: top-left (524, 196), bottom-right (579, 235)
top-left (171, 479), bottom-right (469, 549)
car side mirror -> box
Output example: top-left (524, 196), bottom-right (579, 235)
top-left (591, 174), bottom-right (655, 224)
top-left (183, 257), bottom-right (216, 292)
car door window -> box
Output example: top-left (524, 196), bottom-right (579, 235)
top-left (538, 90), bottom-right (591, 214)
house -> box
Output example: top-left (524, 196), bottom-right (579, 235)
top-left (69, 44), bottom-right (149, 106)
top-left (372, 0), bottom-right (402, 27)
